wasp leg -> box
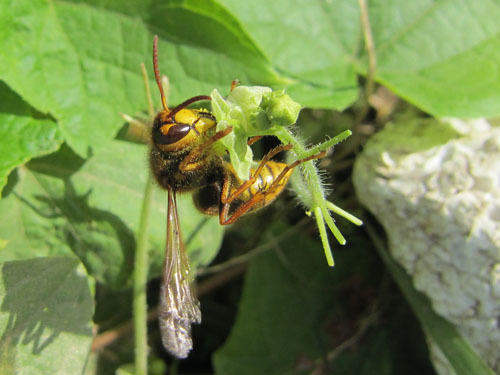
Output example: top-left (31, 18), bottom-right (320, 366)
top-left (179, 127), bottom-right (233, 172)
top-left (219, 173), bottom-right (237, 225)
top-left (230, 79), bottom-right (240, 92)
top-left (221, 143), bottom-right (293, 204)
top-left (264, 149), bottom-right (327, 198)
top-left (217, 135), bottom-right (265, 205)
top-left (247, 136), bottom-right (263, 146)
top-left (219, 149), bottom-right (328, 225)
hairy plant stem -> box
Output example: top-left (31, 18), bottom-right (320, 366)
top-left (270, 127), bottom-right (359, 266)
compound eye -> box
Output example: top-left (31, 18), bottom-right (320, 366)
top-left (154, 123), bottom-right (191, 146)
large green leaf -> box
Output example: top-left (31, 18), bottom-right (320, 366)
top-left (2, 0), bottom-right (497, 163)
top-left (366, 0), bottom-right (500, 117)
top-left (221, 0), bottom-right (500, 117)
top-left (213, 223), bottom-right (373, 375)
top-left (0, 82), bottom-right (62, 194)
top-left (0, 140), bottom-right (223, 288)
top-left (217, 0), bottom-right (360, 108)
top-left (0, 257), bottom-right (93, 375)
top-left (0, 0), bottom-right (151, 157)
top-left (0, 0), bottom-right (358, 160)
top-left (0, 0), bottom-right (275, 158)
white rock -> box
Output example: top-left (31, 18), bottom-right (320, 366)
top-left (353, 118), bottom-right (500, 373)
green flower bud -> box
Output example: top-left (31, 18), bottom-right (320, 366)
top-left (262, 90), bottom-right (302, 126)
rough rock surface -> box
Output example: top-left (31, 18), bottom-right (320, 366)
top-left (353, 118), bottom-right (500, 373)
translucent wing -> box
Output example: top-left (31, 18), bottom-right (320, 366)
top-left (159, 189), bottom-right (201, 358)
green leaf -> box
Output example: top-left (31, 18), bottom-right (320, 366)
top-left (354, 117), bottom-right (461, 159)
top-left (213, 223), bottom-right (371, 375)
top-left (214, 235), bottom-right (328, 374)
top-left (0, 0), bottom-right (281, 158)
top-left (0, 82), bottom-right (62, 195)
top-left (0, 0), bottom-right (361, 161)
top-left (1, 0), bottom-right (498, 170)
top-left (366, 0), bottom-right (500, 117)
top-left (0, 257), bottom-right (93, 375)
top-left (217, 0), bottom-right (360, 109)
top-left (332, 331), bottom-right (394, 375)
top-left (0, 0), bottom-right (151, 157)
top-left (148, 0), bottom-right (282, 82)
top-left (219, 0), bottom-right (500, 116)
top-left (0, 141), bottom-right (224, 288)
top-left (368, 225), bottom-right (495, 375)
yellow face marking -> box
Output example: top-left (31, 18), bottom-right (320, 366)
top-left (153, 109), bottom-right (217, 152)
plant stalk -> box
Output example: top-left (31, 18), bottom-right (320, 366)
top-left (133, 173), bottom-right (154, 375)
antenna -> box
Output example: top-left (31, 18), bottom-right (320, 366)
top-left (153, 35), bottom-right (169, 111)
top-left (167, 95), bottom-right (212, 120)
